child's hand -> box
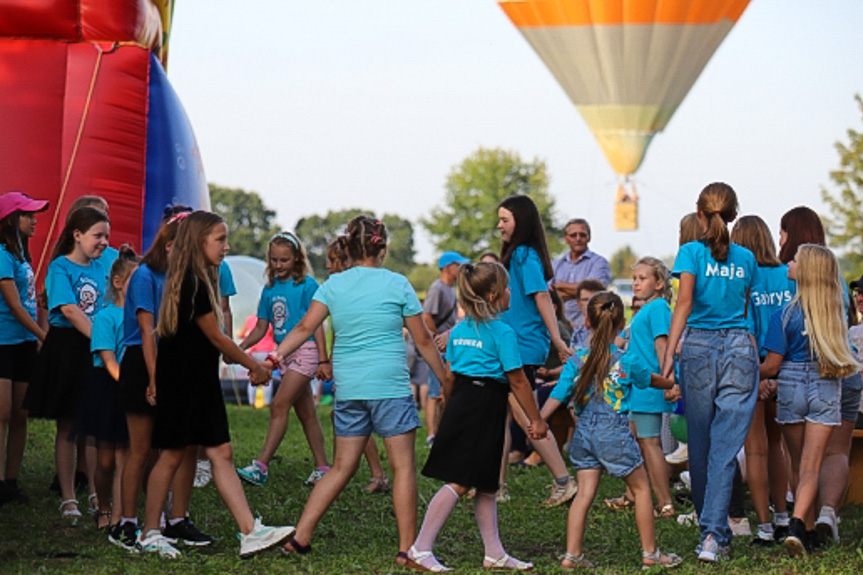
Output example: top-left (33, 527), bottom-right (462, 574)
top-left (664, 384), bottom-right (681, 403)
top-left (759, 379), bottom-right (777, 400)
top-left (248, 362), bottom-right (271, 386)
top-left (316, 361), bottom-right (333, 382)
top-left (527, 419), bottom-right (549, 440)
top-left (146, 378), bottom-right (157, 406)
top-left (434, 332), bottom-right (449, 352)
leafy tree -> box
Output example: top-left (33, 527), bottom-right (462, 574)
top-left (407, 263), bottom-right (439, 297)
top-left (209, 183), bottom-right (280, 259)
top-left (609, 245), bottom-right (638, 280)
top-left (822, 94), bottom-right (863, 280)
top-left (295, 209), bottom-right (416, 278)
top-left (422, 148), bottom-right (562, 260)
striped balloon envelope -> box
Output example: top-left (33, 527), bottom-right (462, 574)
top-left (498, 0), bottom-right (750, 230)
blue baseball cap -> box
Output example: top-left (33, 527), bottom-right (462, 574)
top-left (439, 251), bottom-right (469, 269)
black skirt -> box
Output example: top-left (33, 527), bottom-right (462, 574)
top-left (421, 374), bottom-right (510, 492)
top-left (23, 327), bottom-right (91, 420)
top-left (0, 340), bottom-right (38, 382)
top-left (74, 367), bottom-right (129, 445)
top-left (119, 345), bottom-right (155, 415)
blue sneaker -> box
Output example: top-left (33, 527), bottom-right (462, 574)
top-left (697, 534), bottom-right (728, 563)
top-left (237, 461), bottom-right (267, 486)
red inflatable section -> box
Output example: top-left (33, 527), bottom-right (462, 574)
top-left (0, 0), bottom-right (157, 42)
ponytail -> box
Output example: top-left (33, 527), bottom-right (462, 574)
top-left (573, 292), bottom-right (624, 405)
top-left (696, 182), bottom-right (738, 262)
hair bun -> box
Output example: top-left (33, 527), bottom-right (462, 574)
top-left (117, 244), bottom-right (138, 260)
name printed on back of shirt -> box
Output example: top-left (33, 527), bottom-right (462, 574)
top-left (705, 262), bottom-right (748, 279)
top-left (752, 289), bottom-right (793, 307)
top-left (452, 338), bottom-right (484, 349)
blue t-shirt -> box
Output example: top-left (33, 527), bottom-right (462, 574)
top-left (446, 317), bottom-right (522, 382)
top-left (626, 298), bottom-right (674, 413)
top-left (98, 246), bottom-right (119, 284)
top-left (92, 305), bottom-right (125, 369)
top-left (672, 241), bottom-right (758, 330)
top-left (750, 264), bottom-right (796, 356)
top-left (219, 261), bottom-right (236, 297)
top-left (550, 346), bottom-right (650, 415)
top-left (257, 275), bottom-right (319, 344)
top-left (763, 303), bottom-right (812, 363)
top-left (46, 256), bottom-right (105, 328)
top-left (501, 245), bottom-right (550, 366)
top-left (313, 266), bottom-right (422, 400)
top-left (0, 246), bottom-right (37, 344)
top-left (123, 264), bottom-right (166, 347)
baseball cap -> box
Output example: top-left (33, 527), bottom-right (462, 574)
top-left (0, 191), bottom-right (49, 221)
top-left (438, 251), bottom-right (469, 269)
top-left (850, 275), bottom-right (863, 293)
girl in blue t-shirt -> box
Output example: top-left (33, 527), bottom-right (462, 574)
top-left (237, 232), bottom-right (331, 488)
top-left (0, 192), bottom-right (49, 506)
top-left (409, 262), bottom-right (547, 571)
top-left (497, 195), bottom-right (575, 507)
top-left (661, 183), bottom-right (759, 562)
top-left (274, 216), bottom-right (447, 565)
top-left (730, 215), bottom-right (794, 544)
top-left (607, 257), bottom-right (676, 518)
top-left (23, 207), bottom-right (109, 521)
top-left (543, 292), bottom-right (680, 570)
top-left (760, 244), bottom-right (859, 557)
top-left (75, 248), bottom-right (137, 529)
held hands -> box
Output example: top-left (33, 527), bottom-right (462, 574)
top-left (145, 378), bottom-right (157, 406)
top-left (434, 332), bottom-right (449, 352)
top-left (316, 361), bottom-right (333, 382)
top-left (759, 379), bottom-right (777, 400)
top-left (664, 383), bottom-right (681, 403)
top-left (248, 361), bottom-right (271, 387)
top-left (554, 337), bottom-right (574, 363)
top-left (527, 418), bottom-right (549, 440)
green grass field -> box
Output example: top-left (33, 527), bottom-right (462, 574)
top-left (2, 404), bottom-right (862, 573)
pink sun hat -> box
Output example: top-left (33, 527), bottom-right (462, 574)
top-left (0, 191), bottom-right (50, 221)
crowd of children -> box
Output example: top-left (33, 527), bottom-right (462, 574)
top-left (0, 183), bottom-right (861, 570)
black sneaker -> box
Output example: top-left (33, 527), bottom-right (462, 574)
top-left (162, 518), bottom-right (214, 547)
top-left (109, 521), bottom-right (139, 552)
top-left (773, 523), bottom-right (789, 542)
top-left (806, 529), bottom-right (825, 553)
top-left (784, 518), bottom-right (807, 557)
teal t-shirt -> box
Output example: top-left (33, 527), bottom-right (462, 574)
top-left (749, 264), bottom-right (795, 357)
top-left (97, 246), bottom-right (119, 285)
top-left (91, 305), bottom-right (125, 368)
top-left (446, 317), bottom-right (522, 383)
top-left (313, 266), bottom-right (422, 400)
top-left (46, 256), bottom-right (105, 328)
top-left (627, 298), bottom-right (675, 413)
top-left (672, 241), bottom-right (758, 330)
top-left (0, 246), bottom-right (37, 344)
top-left (257, 275), bottom-right (319, 344)
top-left (219, 261), bottom-right (236, 297)
top-left (501, 245), bottom-right (550, 366)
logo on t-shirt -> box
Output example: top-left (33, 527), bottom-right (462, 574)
top-left (76, 277), bottom-right (99, 317)
top-left (752, 289), bottom-right (793, 307)
top-left (26, 266), bottom-right (35, 304)
top-left (705, 262), bottom-right (746, 279)
top-left (271, 297), bottom-right (288, 330)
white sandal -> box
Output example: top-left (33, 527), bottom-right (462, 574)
top-left (87, 493), bottom-right (99, 515)
top-left (484, 553), bottom-right (534, 571)
top-left (406, 545), bottom-right (453, 572)
top-left (60, 498), bottom-right (82, 522)
top-left (642, 548), bottom-right (682, 569)
top-left (560, 552), bottom-right (595, 569)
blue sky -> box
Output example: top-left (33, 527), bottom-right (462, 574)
top-left (168, 0), bottom-right (863, 265)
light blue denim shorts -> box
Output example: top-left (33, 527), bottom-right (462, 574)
top-left (776, 361), bottom-right (841, 426)
top-left (841, 372), bottom-right (863, 422)
top-left (333, 395), bottom-right (421, 438)
top-left (628, 411), bottom-right (663, 439)
top-left (570, 401), bottom-right (643, 478)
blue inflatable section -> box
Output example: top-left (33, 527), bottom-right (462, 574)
top-left (143, 53), bottom-right (209, 250)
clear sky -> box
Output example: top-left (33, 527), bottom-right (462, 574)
top-left (168, 0), bottom-right (863, 265)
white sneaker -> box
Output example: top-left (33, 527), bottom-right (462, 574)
top-left (677, 510), bottom-right (698, 526)
top-left (193, 460), bottom-right (213, 488)
top-left (680, 471), bottom-right (691, 490)
top-left (729, 517), bottom-right (751, 536)
top-left (815, 505), bottom-right (839, 544)
top-left (136, 529), bottom-right (181, 558)
top-left (665, 443), bottom-right (689, 465)
top-left (238, 518), bottom-right (295, 558)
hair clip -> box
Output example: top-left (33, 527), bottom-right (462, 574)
top-left (600, 300), bottom-right (614, 311)
top-left (271, 231), bottom-right (299, 249)
top-left (167, 211), bottom-right (192, 225)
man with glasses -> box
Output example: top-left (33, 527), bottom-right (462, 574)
top-left (551, 218), bottom-right (611, 329)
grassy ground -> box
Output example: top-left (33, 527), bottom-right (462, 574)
top-left (2, 404), bottom-right (862, 574)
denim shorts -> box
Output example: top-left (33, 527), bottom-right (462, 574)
top-left (569, 401), bottom-right (643, 478)
top-left (333, 395), bottom-right (421, 438)
top-left (427, 367), bottom-right (442, 399)
top-left (628, 411), bottom-right (662, 439)
top-left (776, 361), bottom-right (841, 426)
top-left (841, 372), bottom-right (863, 422)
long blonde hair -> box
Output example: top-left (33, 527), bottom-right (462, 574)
top-left (794, 244), bottom-right (859, 378)
top-left (265, 231), bottom-right (309, 286)
top-left (633, 256), bottom-right (672, 302)
top-left (456, 262), bottom-right (508, 321)
top-left (157, 211), bottom-right (224, 337)
top-left (574, 292), bottom-right (625, 405)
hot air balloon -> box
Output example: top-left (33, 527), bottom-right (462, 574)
top-left (0, 0), bottom-right (206, 280)
top-left (498, 0), bottom-right (750, 230)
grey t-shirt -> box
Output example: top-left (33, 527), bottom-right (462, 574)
top-left (423, 279), bottom-right (458, 334)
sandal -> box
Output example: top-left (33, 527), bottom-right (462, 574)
top-left (365, 476), bottom-right (390, 494)
top-left (560, 552), bottom-right (595, 569)
top-left (281, 535), bottom-right (312, 555)
top-left (654, 504), bottom-right (676, 519)
top-left (483, 553), bottom-right (534, 571)
top-left (603, 494), bottom-right (634, 510)
top-left (405, 545), bottom-right (453, 572)
top-left (87, 493), bottom-right (99, 515)
top-left (60, 498), bottom-right (82, 523)
top-left (94, 510), bottom-right (112, 531)
top-left (642, 548), bottom-right (682, 569)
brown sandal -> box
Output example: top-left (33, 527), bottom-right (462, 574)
top-left (654, 504), bottom-right (676, 518)
top-left (603, 494), bottom-right (634, 510)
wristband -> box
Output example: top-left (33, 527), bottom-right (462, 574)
top-left (319, 359), bottom-right (331, 364)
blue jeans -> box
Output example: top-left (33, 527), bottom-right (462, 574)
top-left (680, 328), bottom-right (758, 547)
